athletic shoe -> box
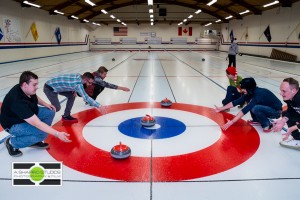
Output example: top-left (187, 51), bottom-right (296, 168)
top-left (247, 120), bottom-right (261, 126)
top-left (5, 138), bottom-right (23, 157)
top-left (62, 115), bottom-right (78, 123)
top-left (30, 142), bottom-right (49, 149)
top-left (280, 139), bottom-right (300, 150)
top-left (263, 124), bottom-right (273, 133)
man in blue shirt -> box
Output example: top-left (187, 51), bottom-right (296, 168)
top-left (215, 77), bottom-right (282, 132)
top-left (44, 72), bottom-right (105, 122)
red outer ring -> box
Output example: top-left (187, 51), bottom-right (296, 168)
top-left (46, 102), bottom-right (260, 182)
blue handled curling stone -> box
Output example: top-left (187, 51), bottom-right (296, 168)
top-left (111, 142), bottom-right (131, 159)
top-left (141, 114), bottom-right (156, 127)
top-left (161, 97), bottom-right (172, 107)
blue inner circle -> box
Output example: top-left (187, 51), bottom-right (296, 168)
top-left (118, 116), bottom-right (186, 139)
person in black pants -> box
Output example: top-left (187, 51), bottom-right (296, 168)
top-left (228, 38), bottom-right (239, 67)
top-left (273, 78), bottom-right (300, 150)
top-left (84, 66), bottom-right (130, 103)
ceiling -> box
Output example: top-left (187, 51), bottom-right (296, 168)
top-left (13, 0), bottom-right (300, 26)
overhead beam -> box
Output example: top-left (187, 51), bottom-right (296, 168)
top-left (231, 0), bottom-right (262, 15)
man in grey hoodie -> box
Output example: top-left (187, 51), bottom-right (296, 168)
top-left (228, 38), bottom-right (239, 68)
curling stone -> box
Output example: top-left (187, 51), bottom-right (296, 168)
top-left (239, 53), bottom-right (243, 56)
top-left (112, 58), bottom-right (115, 61)
top-left (161, 98), bottom-right (172, 107)
top-left (202, 58), bottom-right (205, 61)
top-left (141, 114), bottom-right (156, 127)
top-left (110, 142), bottom-right (131, 159)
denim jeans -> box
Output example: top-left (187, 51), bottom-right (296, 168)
top-left (9, 107), bottom-right (55, 149)
top-left (250, 105), bottom-right (281, 128)
top-left (222, 86), bottom-right (241, 106)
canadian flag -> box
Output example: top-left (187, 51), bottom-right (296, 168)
top-left (178, 27), bottom-right (192, 36)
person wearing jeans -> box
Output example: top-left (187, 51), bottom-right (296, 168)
top-left (215, 77), bottom-right (282, 132)
top-left (222, 66), bottom-right (243, 111)
top-left (0, 71), bottom-right (71, 157)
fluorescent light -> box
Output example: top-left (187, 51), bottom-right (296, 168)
top-left (225, 15), bottom-right (233, 19)
top-left (149, 9), bottom-right (153, 13)
top-left (151, 22), bottom-right (154, 26)
top-left (148, 0), bottom-right (153, 6)
top-left (205, 23), bottom-right (212, 26)
top-left (23, 1), bottom-right (41, 8)
top-left (263, 1), bottom-right (279, 7)
top-left (110, 15), bottom-right (115, 19)
top-left (83, 19), bottom-right (89, 22)
top-left (101, 9), bottom-right (108, 14)
top-left (85, 0), bottom-right (95, 6)
top-left (150, 19), bottom-right (154, 22)
top-left (122, 23), bottom-right (127, 26)
top-left (54, 10), bottom-right (64, 15)
top-left (239, 10), bottom-right (249, 15)
top-left (215, 19), bottom-right (221, 22)
top-left (207, 0), bottom-right (217, 6)
top-left (71, 15), bottom-right (78, 19)
top-left (117, 19), bottom-right (121, 22)
top-left (195, 9), bottom-right (201, 14)
top-left (178, 22), bottom-right (183, 26)
top-left (183, 19), bottom-right (187, 22)
top-left (150, 14), bottom-right (154, 18)
top-left (188, 15), bottom-right (193, 19)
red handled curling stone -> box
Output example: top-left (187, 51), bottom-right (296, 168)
top-left (141, 114), bottom-right (156, 127)
top-left (110, 142), bottom-right (131, 159)
top-left (161, 97), bottom-right (172, 107)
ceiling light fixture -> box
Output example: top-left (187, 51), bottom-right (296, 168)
top-left (207, 0), bottom-right (217, 6)
top-left (149, 9), bottom-right (153, 13)
top-left (85, 0), bottom-right (96, 6)
top-left (205, 23), bottom-right (212, 26)
top-left (215, 19), bottom-right (221, 22)
top-left (148, 0), bottom-right (153, 6)
top-left (195, 9), bottom-right (201, 14)
top-left (239, 10), bottom-right (250, 15)
top-left (263, 1), bottom-right (279, 7)
top-left (71, 15), bottom-right (78, 19)
top-left (110, 15), bottom-right (115, 19)
top-left (23, 1), bottom-right (41, 8)
top-left (225, 15), bottom-right (233, 19)
top-left (188, 15), bottom-right (193, 19)
top-left (101, 9), bottom-right (108, 14)
top-left (54, 10), bottom-right (64, 15)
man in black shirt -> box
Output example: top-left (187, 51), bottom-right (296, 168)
top-left (273, 78), bottom-right (300, 150)
top-left (0, 71), bottom-right (71, 157)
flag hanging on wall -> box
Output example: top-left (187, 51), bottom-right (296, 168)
top-left (178, 27), bottom-right (192, 36)
top-left (229, 30), bottom-right (234, 42)
top-left (113, 27), bottom-right (127, 36)
top-left (0, 28), bottom-right (3, 41)
top-left (55, 27), bottom-right (61, 44)
top-left (30, 22), bottom-right (38, 41)
top-left (264, 25), bottom-right (272, 42)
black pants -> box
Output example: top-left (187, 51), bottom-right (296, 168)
top-left (228, 54), bottom-right (236, 67)
top-left (91, 85), bottom-right (104, 100)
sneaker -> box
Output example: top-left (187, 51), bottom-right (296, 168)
top-left (5, 138), bottom-right (23, 157)
top-left (30, 142), bottom-right (49, 149)
top-left (263, 124), bottom-right (273, 133)
top-left (280, 139), bottom-right (300, 150)
top-left (247, 120), bottom-right (261, 126)
top-left (238, 104), bottom-right (244, 109)
top-left (62, 115), bottom-right (78, 123)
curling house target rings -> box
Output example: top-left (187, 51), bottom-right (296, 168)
top-left (46, 102), bottom-right (260, 182)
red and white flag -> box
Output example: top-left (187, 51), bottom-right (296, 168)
top-left (178, 27), bottom-right (192, 36)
